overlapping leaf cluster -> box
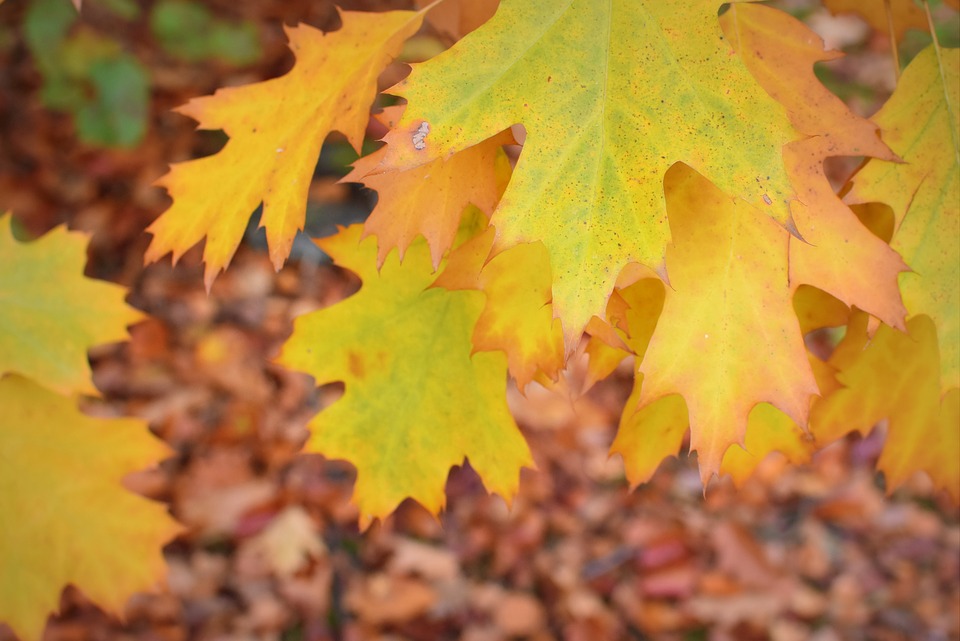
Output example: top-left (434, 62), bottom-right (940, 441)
top-left (145, 0), bottom-right (960, 526)
top-left (0, 216), bottom-right (180, 641)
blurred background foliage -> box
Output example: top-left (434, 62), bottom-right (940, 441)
top-left (22, 0), bottom-right (261, 148)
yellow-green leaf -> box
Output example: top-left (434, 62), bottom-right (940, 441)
top-left (0, 214), bottom-right (143, 396)
top-left (845, 46), bottom-right (960, 393)
top-left (0, 375), bottom-right (181, 641)
top-left (277, 225), bottom-right (532, 526)
top-left (379, 0), bottom-right (799, 344)
top-left (146, 10), bottom-right (424, 287)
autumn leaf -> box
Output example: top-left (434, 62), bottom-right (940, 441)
top-left (277, 225), bottom-right (532, 526)
top-left (0, 375), bottom-right (181, 641)
top-left (432, 226), bottom-right (564, 390)
top-left (722, 4), bottom-right (907, 328)
top-left (414, 0), bottom-right (499, 41)
top-left (636, 165), bottom-right (817, 481)
top-left (344, 106), bottom-right (512, 268)
top-left (822, 0), bottom-right (955, 41)
top-left (844, 46), bottom-right (960, 393)
top-left (812, 315), bottom-right (960, 500)
top-left (378, 0), bottom-right (800, 344)
top-left (0, 214), bottom-right (143, 396)
top-left (145, 9), bottom-right (424, 287)
top-left (605, 277), bottom-right (819, 487)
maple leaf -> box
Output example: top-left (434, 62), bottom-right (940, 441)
top-left (844, 46), bottom-right (960, 393)
top-left (432, 225), bottom-right (564, 391)
top-left (276, 225), bottom-right (532, 526)
top-left (0, 214), bottom-right (143, 396)
top-left (636, 165), bottom-right (817, 481)
top-left (145, 9), bottom-right (424, 287)
top-left (378, 0), bottom-right (801, 344)
top-left (0, 375), bottom-right (181, 641)
top-left (812, 314), bottom-right (960, 500)
top-left (344, 106), bottom-right (513, 268)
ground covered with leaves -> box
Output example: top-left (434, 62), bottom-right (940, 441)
top-left (1, 0), bottom-right (958, 640)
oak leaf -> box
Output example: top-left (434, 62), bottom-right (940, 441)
top-left (0, 375), bottom-right (181, 641)
top-left (378, 0), bottom-right (801, 344)
top-left (0, 214), bottom-right (143, 396)
top-left (432, 225), bottom-right (564, 390)
top-left (722, 4), bottom-right (907, 328)
top-left (145, 10), bottom-right (424, 287)
top-left (637, 165), bottom-right (817, 481)
top-left (844, 46), bottom-right (960, 393)
top-left (277, 225), bottom-right (532, 526)
top-left (812, 314), bottom-right (960, 500)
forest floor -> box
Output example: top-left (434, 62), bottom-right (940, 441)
top-left (0, 1), bottom-right (958, 640)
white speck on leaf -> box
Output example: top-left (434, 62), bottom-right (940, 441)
top-left (762, 193), bottom-right (772, 205)
top-left (276, 148), bottom-right (285, 153)
top-left (412, 122), bottom-right (430, 150)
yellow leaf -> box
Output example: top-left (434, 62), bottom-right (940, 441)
top-left (638, 165), bottom-right (817, 481)
top-left (277, 225), bottom-right (532, 526)
top-left (720, 403), bottom-right (815, 487)
top-left (611, 378), bottom-right (687, 488)
top-left (845, 46), bottom-right (960, 393)
top-left (146, 10), bottom-right (424, 287)
top-left (345, 106), bottom-right (512, 268)
top-left (0, 214), bottom-right (143, 396)
top-left (379, 0), bottom-right (799, 344)
top-left (812, 316), bottom-right (960, 500)
top-left (433, 226), bottom-right (564, 390)
top-left (0, 375), bottom-right (181, 641)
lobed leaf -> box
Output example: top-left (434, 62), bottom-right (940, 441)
top-left (845, 46), bottom-right (960, 393)
top-left (146, 10), bottom-right (424, 287)
top-left (379, 0), bottom-right (800, 345)
top-left (277, 225), bottom-right (532, 526)
top-left (0, 214), bottom-right (143, 396)
top-left (0, 375), bottom-right (181, 641)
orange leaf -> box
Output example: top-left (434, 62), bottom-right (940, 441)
top-left (723, 4), bottom-right (907, 328)
top-left (822, 0), bottom-right (930, 41)
top-left (345, 106), bottom-right (513, 267)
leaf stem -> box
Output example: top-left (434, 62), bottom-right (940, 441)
top-left (923, 0), bottom-right (960, 167)
top-left (883, 0), bottom-right (901, 83)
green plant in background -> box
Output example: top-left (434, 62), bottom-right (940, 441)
top-left (22, 0), bottom-right (262, 148)
top-left (150, 0), bottom-right (261, 65)
top-left (24, 0), bottom-right (148, 147)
